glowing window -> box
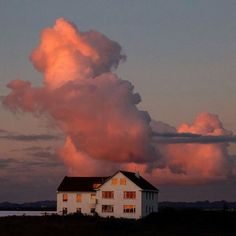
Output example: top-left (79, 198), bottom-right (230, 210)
top-left (76, 194), bottom-right (82, 202)
top-left (123, 191), bottom-right (136, 199)
top-left (111, 178), bottom-right (118, 185)
top-left (102, 191), bottom-right (114, 199)
top-left (120, 178), bottom-right (126, 185)
top-left (123, 205), bottom-right (136, 213)
top-left (91, 193), bottom-right (96, 200)
top-left (102, 205), bottom-right (114, 213)
top-left (62, 193), bottom-right (68, 202)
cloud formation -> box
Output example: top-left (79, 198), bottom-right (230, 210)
top-left (2, 19), bottom-right (236, 185)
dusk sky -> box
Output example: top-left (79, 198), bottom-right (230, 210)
top-left (1, 0), bottom-right (236, 203)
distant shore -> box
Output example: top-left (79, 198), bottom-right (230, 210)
top-left (1, 200), bottom-right (236, 211)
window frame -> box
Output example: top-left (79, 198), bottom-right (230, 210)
top-left (62, 193), bottom-right (68, 202)
top-left (102, 205), bottom-right (114, 213)
top-left (111, 178), bottom-right (118, 185)
top-left (120, 178), bottom-right (126, 185)
top-left (123, 205), bottom-right (136, 213)
top-left (123, 191), bottom-right (136, 199)
top-left (76, 193), bottom-right (82, 202)
top-left (102, 191), bottom-right (114, 199)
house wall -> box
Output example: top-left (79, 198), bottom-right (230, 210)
top-left (57, 191), bottom-right (96, 215)
top-left (141, 191), bottom-right (159, 217)
top-left (96, 172), bottom-right (142, 219)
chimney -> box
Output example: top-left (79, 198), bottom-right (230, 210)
top-left (135, 171), bottom-right (140, 178)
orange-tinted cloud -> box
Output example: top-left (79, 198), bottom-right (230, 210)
top-left (3, 19), bottom-right (236, 185)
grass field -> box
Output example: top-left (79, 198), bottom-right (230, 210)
top-left (0, 209), bottom-right (236, 236)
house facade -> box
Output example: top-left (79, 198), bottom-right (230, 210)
top-left (57, 170), bottom-right (159, 219)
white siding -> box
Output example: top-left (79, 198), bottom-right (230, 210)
top-left (141, 191), bottom-right (159, 217)
top-left (56, 171), bottom-right (159, 219)
top-left (96, 172), bottom-right (142, 219)
top-left (57, 191), bottom-right (96, 215)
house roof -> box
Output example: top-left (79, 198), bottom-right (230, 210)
top-left (119, 171), bottom-right (159, 191)
top-left (57, 176), bottom-right (109, 192)
top-left (57, 171), bottom-right (158, 192)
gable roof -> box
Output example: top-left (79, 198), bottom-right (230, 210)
top-left (57, 171), bottom-right (158, 192)
top-left (97, 170), bottom-right (159, 191)
top-left (57, 176), bottom-right (109, 192)
top-left (119, 171), bottom-right (159, 191)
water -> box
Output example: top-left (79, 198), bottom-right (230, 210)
top-left (0, 211), bottom-right (57, 217)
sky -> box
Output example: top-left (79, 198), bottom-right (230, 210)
top-left (0, 0), bottom-right (236, 202)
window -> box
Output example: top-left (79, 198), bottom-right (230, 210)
top-left (123, 205), bottom-right (136, 213)
top-left (90, 208), bottom-right (95, 213)
top-left (146, 205), bottom-right (148, 213)
top-left (62, 207), bottom-right (67, 215)
top-left (63, 193), bottom-right (68, 202)
top-left (102, 191), bottom-right (114, 199)
top-left (76, 194), bottom-right (82, 202)
top-left (102, 205), bottom-right (114, 213)
top-left (76, 208), bottom-right (81, 213)
top-left (91, 193), bottom-right (96, 200)
top-left (124, 191), bottom-right (136, 199)
top-left (111, 178), bottom-right (118, 185)
top-left (120, 178), bottom-right (126, 185)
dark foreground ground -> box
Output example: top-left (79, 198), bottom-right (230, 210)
top-left (0, 209), bottom-right (236, 236)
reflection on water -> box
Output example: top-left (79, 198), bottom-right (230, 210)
top-left (0, 211), bottom-right (57, 217)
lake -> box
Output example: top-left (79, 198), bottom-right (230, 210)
top-left (0, 211), bottom-right (57, 217)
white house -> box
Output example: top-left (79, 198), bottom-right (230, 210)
top-left (57, 170), bottom-right (159, 219)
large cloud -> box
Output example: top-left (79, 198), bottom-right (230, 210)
top-left (3, 19), bottom-right (236, 185)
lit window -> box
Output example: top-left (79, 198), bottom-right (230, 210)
top-left (62, 207), bottom-right (67, 215)
top-left (124, 191), bottom-right (136, 199)
top-left (91, 193), bottom-right (96, 200)
top-left (63, 193), bottom-right (68, 202)
top-left (120, 178), bottom-right (126, 185)
top-left (76, 194), bottom-right (82, 202)
top-left (111, 178), bottom-right (118, 185)
top-left (123, 205), bottom-right (136, 213)
top-left (102, 191), bottom-right (114, 199)
top-left (102, 205), bottom-right (114, 213)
